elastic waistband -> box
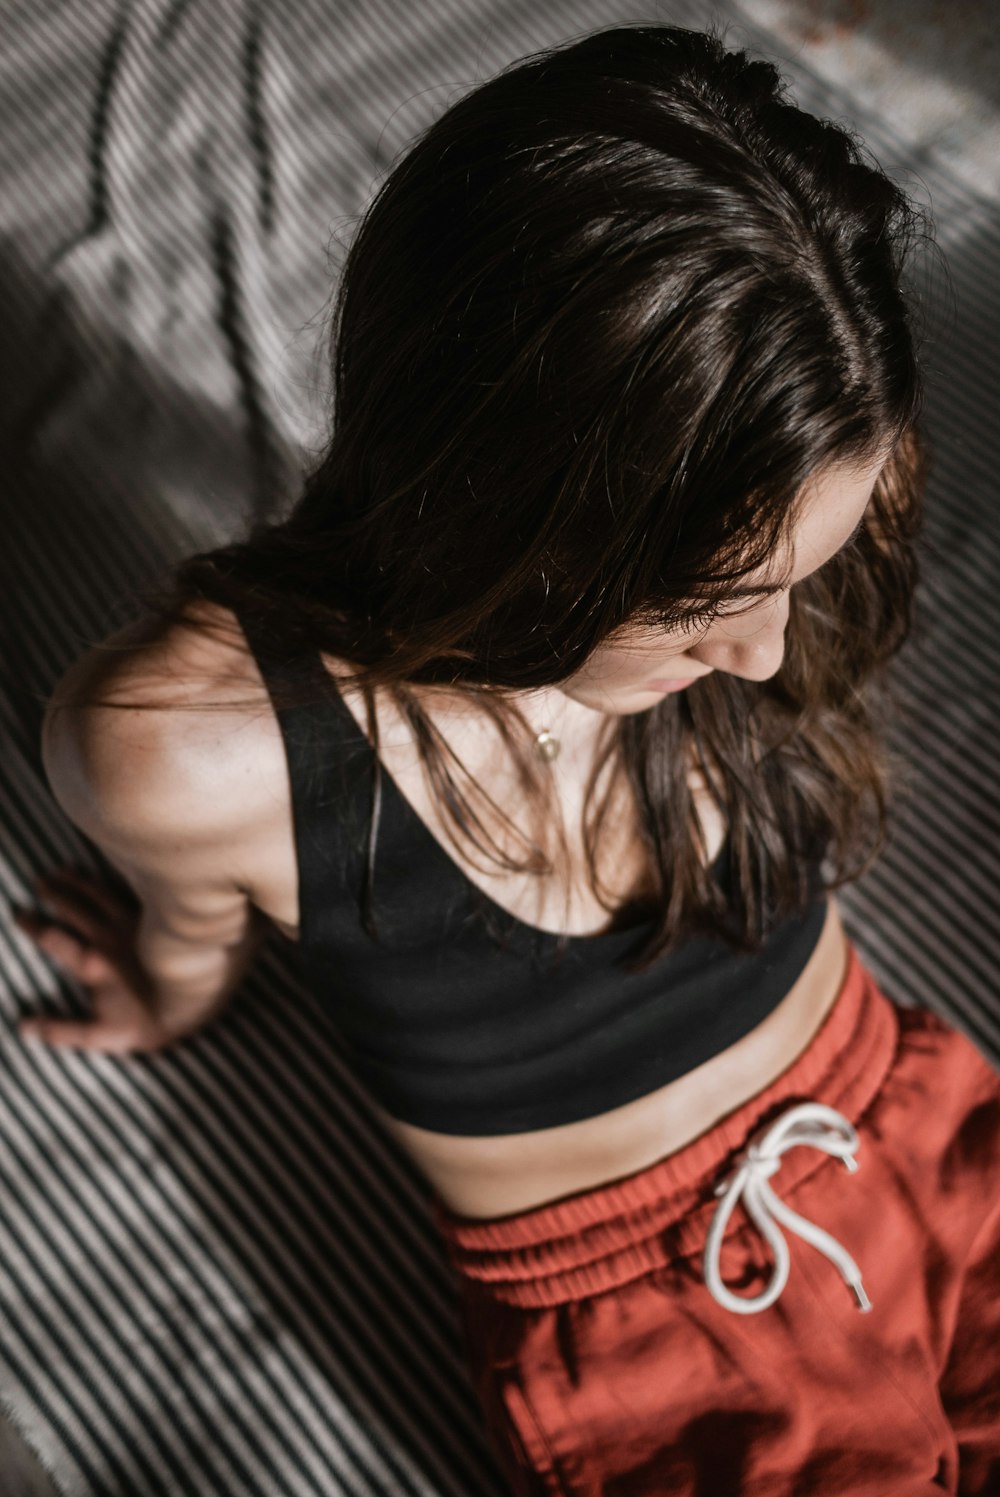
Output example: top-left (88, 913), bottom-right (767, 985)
top-left (432, 942), bottom-right (899, 1308)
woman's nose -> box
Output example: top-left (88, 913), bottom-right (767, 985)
top-left (689, 593), bottom-right (790, 682)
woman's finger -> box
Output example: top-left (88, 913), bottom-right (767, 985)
top-left (13, 914), bottom-right (116, 984)
top-left (40, 867), bottom-right (136, 921)
top-left (35, 869), bottom-right (124, 926)
top-left (19, 1015), bottom-right (151, 1054)
top-left (30, 884), bottom-right (108, 947)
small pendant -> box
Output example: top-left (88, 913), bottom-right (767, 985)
top-left (534, 729), bottom-right (561, 762)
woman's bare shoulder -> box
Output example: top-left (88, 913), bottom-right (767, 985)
top-left (42, 600), bottom-right (286, 853)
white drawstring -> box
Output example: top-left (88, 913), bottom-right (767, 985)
top-left (703, 1101), bottom-right (872, 1316)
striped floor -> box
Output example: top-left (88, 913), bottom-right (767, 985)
top-left (1, 1), bottom-right (997, 1492)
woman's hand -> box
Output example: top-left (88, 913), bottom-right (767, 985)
top-left (12, 866), bottom-right (209, 1053)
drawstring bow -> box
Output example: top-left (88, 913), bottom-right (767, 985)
top-left (703, 1101), bottom-right (872, 1316)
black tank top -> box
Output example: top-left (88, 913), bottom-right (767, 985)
top-left (239, 614), bottom-right (828, 1136)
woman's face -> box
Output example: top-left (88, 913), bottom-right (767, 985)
top-left (558, 454), bottom-right (887, 716)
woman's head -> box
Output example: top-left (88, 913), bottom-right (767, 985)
top-left (135, 20), bottom-right (929, 958)
top-left (276, 21), bottom-right (921, 691)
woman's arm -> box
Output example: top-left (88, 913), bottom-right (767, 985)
top-left (133, 900), bottom-right (268, 1025)
top-left (16, 672), bottom-right (271, 1052)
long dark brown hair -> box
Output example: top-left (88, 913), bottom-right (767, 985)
top-left (59, 22), bottom-right (931, 964)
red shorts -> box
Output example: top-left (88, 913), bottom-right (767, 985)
top-left (433, 944), bottom-right (1000, 1495)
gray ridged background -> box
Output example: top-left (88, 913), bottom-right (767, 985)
top-left (1, 2), bottom-right (997, 1493)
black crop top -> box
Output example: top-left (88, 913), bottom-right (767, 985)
top-left (240, 614), bottom-right (828, 1136)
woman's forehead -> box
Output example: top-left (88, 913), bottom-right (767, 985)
top-left (714, 453), bottom-right (884, 591)
top-left (783, 454), bottom-right (885, 575)
top-left (616, 452), bottom-right (887, 632)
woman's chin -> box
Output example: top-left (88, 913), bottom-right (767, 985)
top-left (558, 681), bottom-right (690, 715)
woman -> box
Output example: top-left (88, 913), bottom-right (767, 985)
top-left (14, 22), bottom-right (1000, 1496)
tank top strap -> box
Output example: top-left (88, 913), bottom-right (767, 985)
top-left (236, 608), bottom-right (375, 943)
